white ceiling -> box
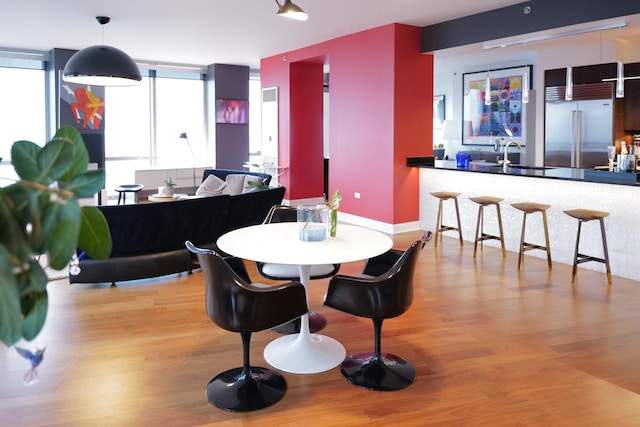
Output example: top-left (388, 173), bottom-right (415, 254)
top-left (0, 0), bottom-right (529, 68)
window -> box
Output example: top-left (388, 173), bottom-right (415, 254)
top-left (155, 73), bottom-right (206, 167)
top-left (249, 76), bottom-right (262, 157)
top-left (0, 58), bottom-right (46, 183)
top-left (103, 70), bottom-right (206, 195)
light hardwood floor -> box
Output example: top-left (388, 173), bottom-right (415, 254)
top-left (2, 231), bottom-right (640, 426)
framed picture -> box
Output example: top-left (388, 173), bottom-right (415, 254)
top-left (216, 99), bottom-right (249, 124)
top-left (59, 75), bottom-right (105, 130)
top-left (433, 95), bottom-right (445, 128)
top-left (462, 65), bottom-right (531, 146)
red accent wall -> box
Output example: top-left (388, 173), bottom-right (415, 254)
top-left (261, 24), bottom-right (433, 225)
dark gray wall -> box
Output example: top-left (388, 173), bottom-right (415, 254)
top-left (208, 63), bottom-right (250, 169)
top-left (422, 0), bottom-right (640, 52)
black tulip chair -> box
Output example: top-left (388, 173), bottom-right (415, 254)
top-left (323, 232), bottom-right (431, 391)
top-left (255, 205), bottom-right (340, 334)
top-left (185, 241), bottom-right (308, 411)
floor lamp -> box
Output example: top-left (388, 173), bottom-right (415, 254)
top-left (179, 133), bottom-right (197, 194)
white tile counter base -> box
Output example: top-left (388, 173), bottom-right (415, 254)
top-left (419, 168), bottom-right (639, 281)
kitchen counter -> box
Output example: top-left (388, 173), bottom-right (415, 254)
top-left (409, 158), bottom-right (640, 186)
top-left (412, 158), bottom-right (639, 281)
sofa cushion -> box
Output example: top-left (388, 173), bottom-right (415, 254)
top-left (242, 174), bottom-right (266, 193)
top-left (196, 174), bottom-right (227, 196)
top-left (202, 169), bottom-right (272, 187)
top-left (222, 174), bottom-right (246, 195)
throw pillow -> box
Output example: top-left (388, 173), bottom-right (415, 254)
top-left (222, 174), bottom-right (246, 195)
top-left (242, 175), bottom-right (266, 193)
top-left (196, 174), bottom-right (227, 196)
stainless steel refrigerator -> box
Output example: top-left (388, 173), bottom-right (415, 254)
top-left (544, 83), bottom-right (614, 168)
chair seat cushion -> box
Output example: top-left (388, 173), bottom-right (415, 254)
top-left (261, 263), bottom-right (335, 279)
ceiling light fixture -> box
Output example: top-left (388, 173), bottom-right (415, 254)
top-left (275, 0), bottom-right (308, 21)
top-left (483, 21), bottom-right (627, 50)
top-left (63, 16), bottom-right (142, 87)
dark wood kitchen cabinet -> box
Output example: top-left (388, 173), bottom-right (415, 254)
top-left (623, 63), bottom-right (640, 132)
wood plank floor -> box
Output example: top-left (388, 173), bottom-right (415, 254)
top-left (2, 231), bottom-right (640, 426)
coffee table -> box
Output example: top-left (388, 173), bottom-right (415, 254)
top-left (217, 222), bottom-right (392, 374)
top-left (147, 193), bottom-right (188, 202)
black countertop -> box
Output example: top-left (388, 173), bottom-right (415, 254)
top-left (408, 157), bottom-right (640, 187)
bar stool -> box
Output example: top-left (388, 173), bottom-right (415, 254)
top-left (511, 202), bottom-right (552, 269)
top-left (115, 184), bottom-right (144, 205)
top-left (469, 196), bottom-right (506, 258)
top-left (563, 209), bottom-right (612, 285)
top-left (430, 191), bottom-right (463, 246)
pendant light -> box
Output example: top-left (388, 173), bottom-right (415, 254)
top-left (275, 0), bottom-right (308, 21)
top-left (565, 65), bottom-right (573, 101)
top-left (616, 59), bottom-right (625, 98)
top-left (565, 34), bottom-right (573, 101)
top-left (522, 68), bottom-right (530, 104)
top-left (522, 41), bottom-right (529, 104)
top-left (484, 74), bottom-right (492, 106)
top-left (63, 16), bottom-right (141, 87)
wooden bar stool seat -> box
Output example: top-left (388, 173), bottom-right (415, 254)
top-left (563, 208), bottom-right (612, 285)
top-left (430, 191), bottom-right (463, 246)
top-left (511, 202), bottom-right (552, 269)
top-left (469, 196), bottom-right (506, 258)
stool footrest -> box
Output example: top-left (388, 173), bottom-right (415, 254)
top-left (438, 225), bottom-right (460, 232)
top-left (576, 254), bottom-right (607, 265)
top-left (477, 233), bottom-right (501, 243)
top-left (522, 242), bottom-right (548, 252)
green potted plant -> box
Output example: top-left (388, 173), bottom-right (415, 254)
top-left (0, 126), bottom-right (112, 347)
top-left (163, 176), bottom-right (176, 196)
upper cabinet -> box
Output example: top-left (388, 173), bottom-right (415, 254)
top-left (545, 62), bottom-right (640, 133)
top-left (623, 63), bottom-right (640, 132)
top-left (544, 63), bottom-right (617, 87)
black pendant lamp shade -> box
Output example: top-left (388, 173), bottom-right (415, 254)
top-left (63, 17), bottom-right (142, 87)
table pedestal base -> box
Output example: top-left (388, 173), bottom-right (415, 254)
top-left (264, 333), bottom-right (346, 374)
top-left (271, 311), bottom-right (327, 334)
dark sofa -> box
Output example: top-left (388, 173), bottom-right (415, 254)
top-left (70, 171), bottom-right (285, 285)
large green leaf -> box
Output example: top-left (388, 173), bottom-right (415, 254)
top-left (66, 169), bottom-right (105, 198)
top-left (42, 199), bottom-right (81, 270)
top-left (0, 245), bottom-right (23, 347)
top-left (19, 258), bottom-right (49, 296)
top-left (55, 126), bottom-right (89, 180)
top-left (36, 138), bottom-right (74, 182)
top-left (0, 191), bottom-right (30, 257)
top-left (10, 140), bottom-right (41, 181)
top-left (47, 219), bottom-right (80, 270)
top-left (79, 206), bottom-right (112, 260)
top-left (2, 182), bottom-right (35, 226)
top-left (21, 290), bottom-right (48, 342)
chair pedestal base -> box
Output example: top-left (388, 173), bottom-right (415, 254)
top-left (272, 311), bottom-right (326, 334)
top-left (206, 366), bottom-right (286, 411)
top-left (340, 352), bottom-right (416, 391)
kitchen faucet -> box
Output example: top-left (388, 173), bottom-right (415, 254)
top-left (497, 140), bottom-right (522, 172)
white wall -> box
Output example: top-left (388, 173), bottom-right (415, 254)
top-left (433, 19), bottom-right (640, 165)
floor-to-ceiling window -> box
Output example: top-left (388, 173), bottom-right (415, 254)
top-left (103, 69), bottom-right (206, 197)
top-left (248, 71), bottom-right (262, 163)
top-left (0, 57), bottom-right (46, 185)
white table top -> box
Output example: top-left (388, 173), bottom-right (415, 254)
top-left (217, 223), bottom-right (392, 266)
top-left (147, 193), bottom-right (188, 202)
